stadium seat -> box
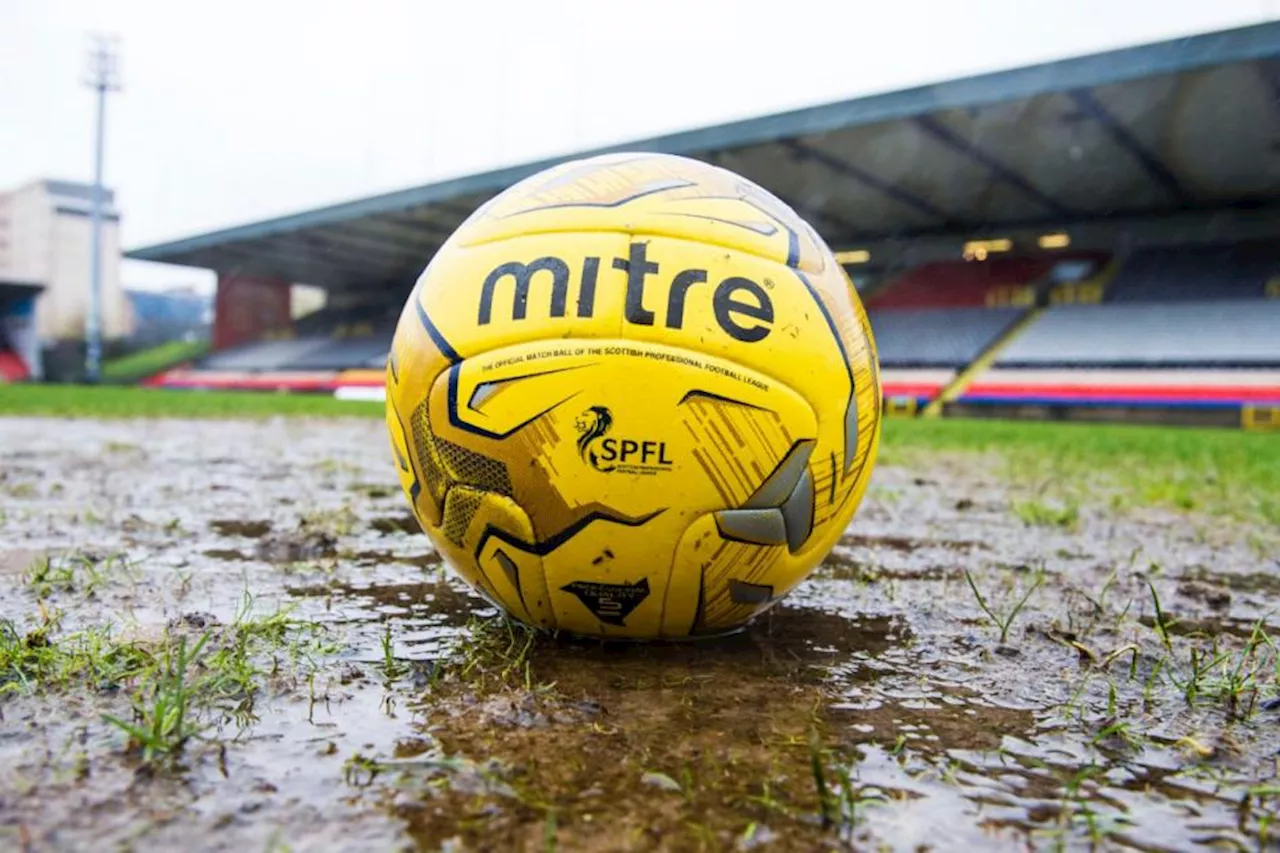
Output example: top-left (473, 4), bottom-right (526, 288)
top-left (0, 349), bottom-right (28, 382)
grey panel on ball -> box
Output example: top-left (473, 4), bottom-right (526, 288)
top-left (744, 440), bottom-right (815, 509)
top-left (728, 579), bottom-right (775, 605)
top-left (493, 549), bottom-right (520, 589)
top-left (714, 508), bottom-right (788, 546)
top-left (469, 382), bottom-right (500, 409)
top-left (781, 468), bottom-right (815, 553)
top-left (844, 392), bottom-right (859, 473)
top-left (719, 437), bottom-right (818, 553)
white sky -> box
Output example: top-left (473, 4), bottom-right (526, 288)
top-left (2, 0), bottom-right (1277, 292)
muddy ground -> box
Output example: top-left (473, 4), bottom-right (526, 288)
top-left (1, 416), bottom-right (1277, 852)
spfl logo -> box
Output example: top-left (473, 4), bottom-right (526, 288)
top-left (574, 406), bottom-right (673, 475)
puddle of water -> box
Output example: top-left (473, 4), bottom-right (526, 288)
top-left (3, 417), bottom-right (1277, 852)
top-left (254, 530), bottom-right (338, 563)
top-left (1137, 613), bottom-right (1263, 640)
top-left (370, 514), bottom-right (421, 536)
top-left (1184, 568), bottom-right (1280, 594)
top-left (202, 547), bottom-right (249, 561)
top-left (839, 533), bottom-right (987, 553)
top-left (816, 549), bottom-right (960, 583)
top-left (340, 549), bottom-right (442, 571)
top-left (210, 519), bottom-right (273, 538)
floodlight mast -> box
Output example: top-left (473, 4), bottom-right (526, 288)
top-left (83, 35), bottom-right (120, 383)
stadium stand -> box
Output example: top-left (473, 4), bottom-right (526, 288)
top-left (1105, 243), bottom-right (1280, 303)
top-left (958, 262), bottom-right (1280, 411)
top-left (869, 256), bottom-right (1084, 405)
top-left (283, 334), bottom-right (392, 371)
top-left (149, 299), bottom-right (399, 390)
top-left (873, 307), bottom-right (1026, 366)
top-left (127, 24), bottom-right (1280, 425)
top-left (995, 301), bottom-right (1280, 367)
top-left (198, 338), bottom-right (336, 372)
top-left (874, 307), bottom-right (1026, 406)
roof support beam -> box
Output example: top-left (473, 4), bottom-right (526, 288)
top-left (784, 139), bottom-right (959, 226)
top-left (357, 215), bottom-right (458, 247)
top-left (1256, 58), bottom-right (1280, 119)
top-left (374, 211), bottom-right (462, 240)
top-left (913, 115), bottom-right (1074, 217)
top-left (194, 243), bottom-right (378, 287)
top-left (269, 233), bottom-right (401, 270)
top-left (771, 193), bottom-right (864, 240)
top-left (697, 147), bottom-right (863, 236)
top-left (1068, 89), bottom-right (1191, 204)
top-left (307, 225), bottom-right (438, 263)
top-left (433, 199), bottom-right (486, 219)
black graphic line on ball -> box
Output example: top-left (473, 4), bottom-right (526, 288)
top-left (491, 549), bottom-right (526, 610)
top-left (472, 508), bottom-right (665, 562)
top-left (414, 291), bottom-right (461, 363)
top-left (387, 398), bottom-right (422, 503)
top-left (446, 362), bottom-right (579, 439)
top-left (792, 267), bottom-right (858, 475)
top-left (677, 389), bottom-right (768, 410)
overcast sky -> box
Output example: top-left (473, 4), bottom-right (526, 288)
top-left (2, 0), bottom-right (1277, 291)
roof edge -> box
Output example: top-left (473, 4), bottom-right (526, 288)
top-left (127, 20), bottom-right (1280, 263)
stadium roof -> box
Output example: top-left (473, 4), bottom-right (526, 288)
top-left (128, 21), bottom-right (1280, 290)
top-left (0, 279), bottom-right (45, 299)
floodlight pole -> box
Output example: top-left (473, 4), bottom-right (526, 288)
top-left (84, 36), bottom-right (120, 384)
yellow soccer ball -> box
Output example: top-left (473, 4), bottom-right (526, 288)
top-left (385, 153), bottom-right (881, 638)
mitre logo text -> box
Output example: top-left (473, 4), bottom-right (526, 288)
top-left (476, 242), bottom-right (775, 343)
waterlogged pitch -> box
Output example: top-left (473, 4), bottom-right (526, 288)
top-left (0, 398), bottom-right (1278, 851)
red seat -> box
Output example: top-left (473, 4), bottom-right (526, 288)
top-left (0, 350), bottom-right (29, 382)
top-left (868, 257), bottom-right (1058, 309)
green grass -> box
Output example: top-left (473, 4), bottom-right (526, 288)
top-left (102, 339), bottom-right (210, 383)
top-left (0, 386), bottom-right (1274, 522)
top-left (5, 589), bottom-right (335, 766)
top-left (881, 417), bottom-right (1280, 525)
top-left (0, 384), bottom-right (381, 419)
top-left (1, 616), bottom-right (154, 697)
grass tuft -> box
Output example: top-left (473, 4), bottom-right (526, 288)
top-left (964, 568), bottom-right (1045, 645)
top-left (103, 632), bottom-right (208, 762)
